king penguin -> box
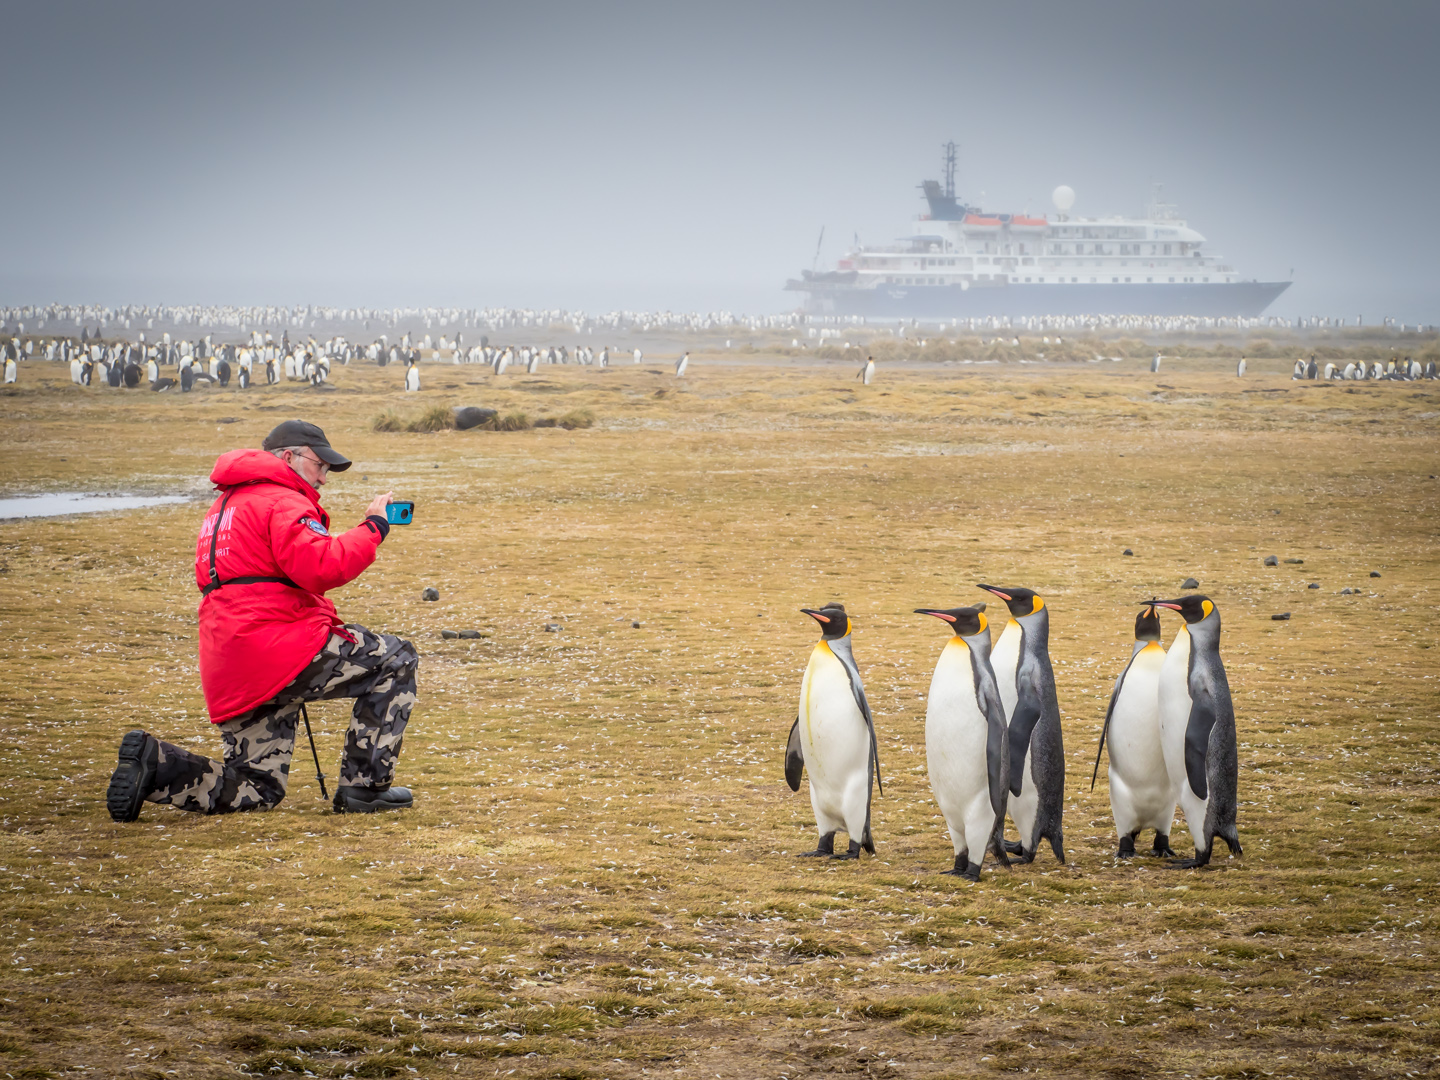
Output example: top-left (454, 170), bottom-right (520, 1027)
top-left (977, 584), bottom-right (1065, 863)
top-left (859, 356), bottom-right (875, 385)
top-left (1154, 594), bottom-right (1242, 868)
top-left (1092, 604), bottom-right (1176, 858)
top-left (915, 604), bottom-right (1011, 880)
top-left (404, 356), bottom-right (420, 391)
top-left (675, 352), bottom-right (689, 377)
top-left (784, 603), bottom-right (882, 860)
top-left (3, 355), bottom-right (14, 384)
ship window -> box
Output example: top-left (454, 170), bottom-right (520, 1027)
top-left (1025, 277), bottom-right (1032, 283)
top-left (1112, 277), bottom-right (1119, 283)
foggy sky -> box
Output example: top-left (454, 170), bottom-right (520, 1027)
top-left (3, 0), bottom-right (1436, 321)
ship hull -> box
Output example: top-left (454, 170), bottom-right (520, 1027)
top-left (792, 280), bottom-right (1291, 319)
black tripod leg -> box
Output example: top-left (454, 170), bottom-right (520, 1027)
top-left (299, 704), bottom-right (328, 799)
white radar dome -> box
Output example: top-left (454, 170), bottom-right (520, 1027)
top-left (1052, 185), bottom-right (1076, 213)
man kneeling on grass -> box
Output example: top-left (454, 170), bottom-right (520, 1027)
top-left (106, 420), bottom-right (420, 820)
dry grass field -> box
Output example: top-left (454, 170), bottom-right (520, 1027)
top-left (0, 349), bottom-right (1436, 1079)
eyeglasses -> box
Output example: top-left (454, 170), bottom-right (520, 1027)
top-left (288, 448), bottom-right (330, 475)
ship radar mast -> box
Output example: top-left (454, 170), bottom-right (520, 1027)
top-left (920, 140), bottom-right (972, 221)
top-left (1145, 181), bottom-right (1180, 221)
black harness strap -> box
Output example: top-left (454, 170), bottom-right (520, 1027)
top-left (200, 485), bottom-right (300, 597)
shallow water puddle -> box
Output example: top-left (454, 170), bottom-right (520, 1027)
top-left (0, 493), bottom-right (191, 520)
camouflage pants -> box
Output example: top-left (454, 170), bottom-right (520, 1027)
top-left (147, 625), bottom-right (418, 814)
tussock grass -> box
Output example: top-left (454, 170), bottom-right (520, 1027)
top-left (0, 353), bottom-right (1436, 1078)
top-left (408, 403), bottom-right (456, 432)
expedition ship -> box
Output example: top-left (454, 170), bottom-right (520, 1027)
top-left (787, 143), bottom-right (1290, 319)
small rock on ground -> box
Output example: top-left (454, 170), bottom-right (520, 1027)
top-left (1308, 583), bottom-right (1320, 589)
top-left (1122, 548), bottom-right (1134, 556)
top-left (1264, 555), bottom-right (1278, 566)
top-left (422, 587), bottom-right (440, 601)
top-left (1182, 577), bottom-right (1199, 589)
top-left (1370, 571), bottom-right (1381, 578)
top-left (1272, 612), bottom-right (1292, 620)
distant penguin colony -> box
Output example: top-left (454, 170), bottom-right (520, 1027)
top-left (779, 586), bottom-right (1246, 880)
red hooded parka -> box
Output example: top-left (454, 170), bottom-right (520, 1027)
top-left (195, 449), bottom-right (386, 723)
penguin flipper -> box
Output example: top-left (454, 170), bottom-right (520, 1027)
top-left (1184, 689), bottom-right (1218, 801)
top-left (829, 637), bottom-right (883, 795)
top-left (1093, 655), bottom-right (1134, 790)
top-left (784, 717), bottom-right (804, 792)
top-left (1007, 669), bottom-right (1044, 798)
top-left (979, 675), bottom-right (1010, 821)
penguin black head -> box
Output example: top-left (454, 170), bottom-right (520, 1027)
top-left (801, 603), bottom-right (850, 639)
top-left (1152, 594), bottom-right (1215, 624)
top-left (1134, 603), bottom-right (1162, 642)
top-left (915, 604), bottom-right (987, 637)
top-left (976, 584), bottom-right (1044, 618)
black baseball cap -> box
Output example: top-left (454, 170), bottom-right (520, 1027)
top-left (261, 420), bottom-right (353, 471)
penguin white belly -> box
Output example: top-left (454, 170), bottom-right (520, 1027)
top-left (1107, 645), bottom-right (1173, 834)
top-left (1158, 627), bottom-right (1207, 839)
top-left (925, 640), bottom-right (993, 861)
top-left (988, 621), bottom-right (1038, 843)
top-left (798, 645), bottom-right (871, 840)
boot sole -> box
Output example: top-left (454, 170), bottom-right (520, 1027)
top-left (106, 730), bottom-right (156, 823)
top-left (333, 794), bottom-right (413, 814)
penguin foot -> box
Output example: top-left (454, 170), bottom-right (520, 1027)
top-left (1221, 833), bottom-right (1243, 856)
top-left (1002, 839), bottom-right (1025, 856)
top-left (797, 831), bottom-right (836, 858)
top-left (1165, 851), bottom-right (1212, 870)
top-left (1116, 835), bottom-right (1137, 859)
top-left (1152, 833), bottom-right (1178, 858)
top-left (940, 854), bottom-right (971, 877)
top-left (829, 840), bottom-right (862, 861)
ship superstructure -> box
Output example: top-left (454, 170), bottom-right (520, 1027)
top-left (787, 143), bottom-right (1290, 318)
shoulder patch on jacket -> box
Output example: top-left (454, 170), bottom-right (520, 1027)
top-left (299, 516), bottom-right (329, 537)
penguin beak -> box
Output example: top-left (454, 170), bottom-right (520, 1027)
top-left (1152, 600), bottom-right (1183, 612)
top-left (800, 608), bottom-right (830, 624)
top-left (914, 609), bottom-right (956, 622)
top-left (977, 584), bottom-right (1012, 601)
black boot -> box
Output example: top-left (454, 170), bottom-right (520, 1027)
top-left (333, 785), bottom-right (414, 814)
top-left (106, 730), bottom-right (158, 823)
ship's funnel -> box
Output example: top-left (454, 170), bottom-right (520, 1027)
top-left (1052, 185), bottom-right (1075, 213)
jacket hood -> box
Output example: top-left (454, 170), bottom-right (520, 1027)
top-left (210, 448), bottom-right (321, 507)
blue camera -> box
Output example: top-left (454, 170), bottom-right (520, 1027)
top-left (385, 501), bottom-right (414, 525)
